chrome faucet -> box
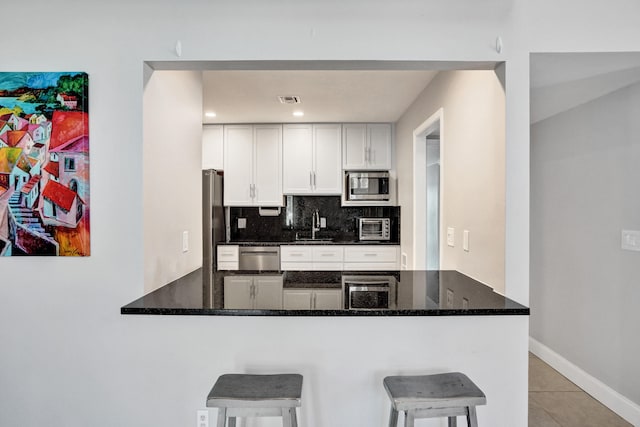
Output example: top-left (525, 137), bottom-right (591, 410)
top-left (311, 209), bottom-right (320, 240)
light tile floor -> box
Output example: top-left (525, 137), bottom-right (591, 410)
top-left (529, 353), bottom-right (631, 427)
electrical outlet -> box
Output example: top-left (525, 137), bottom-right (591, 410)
top-left (401, 253), bottom-right (408, 270)
top-left (462, 297), bottom-right (469, 309)
top-left (182, 231), bottom-right (189, 252)
top-left (238, 218), bottom-right (246, 229)
top-left (446, 288), bottom-right (454, 308)
top-left (196, 410), bottom-right (209, 427)
top-left (320, 217), bottom-right (326, 228)
top-left (447, 227), bottom-right (455, 247)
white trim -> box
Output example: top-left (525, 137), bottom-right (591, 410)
top-left (529, 337), bottom-right (640, 426)
top-left (412, 108), bottom-right (444, 270)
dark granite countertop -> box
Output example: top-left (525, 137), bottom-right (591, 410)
top-left (121, 269), bottom-right (529, 316)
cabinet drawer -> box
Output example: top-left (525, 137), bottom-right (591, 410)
top-left (281, 261), bottom-right (314, 271)
top-left (280, 246), bottom-right (313, 262)
top-left (217, 261), bottom-right (239, 271)
top-left (217, 245), bottom-right (239, 261)
top-left (312, 262), bottom-right (343, 271)
top-left (343, 262), bottom-right (398, 271)
top-left (344, 246), bottom-right (399, 263)
top-left (312, 246), bottom-right (344, 262)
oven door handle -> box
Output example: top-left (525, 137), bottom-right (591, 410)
top-left (345, 281), bottom-right (391, 286)
top-left (348, 285), bottom-right (390, 292)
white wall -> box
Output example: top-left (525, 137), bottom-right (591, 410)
top-left (143, 70), bottom-right (204, 292)
top-left (396, 70), bottom-right (506, 293)
top-left (530, 82), bottom-right (640, 411)
top-left (6, 0), bottom-right (640, 426)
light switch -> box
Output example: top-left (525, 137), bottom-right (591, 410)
top-left (182, 230), bottom-right (189, 252)
top-left (238, 218), bottom-right (246, 229)
top-left (447, 227), bottom-right (455, 247)
top-left (621, 230), bottom-right (640, 252)
top-left (463, 230), bottom-right (469, 252)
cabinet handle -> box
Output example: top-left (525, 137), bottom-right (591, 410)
top-left (313, 293), bottom-right (317, 309)
top-left (313, 172), bottom-right (317, 189)
top-left (309, 171), bottom-right (313, 189)
top-left (364, 147), bottom-right (369, 163)
top-left (364, 253), bottom-right (377, 257)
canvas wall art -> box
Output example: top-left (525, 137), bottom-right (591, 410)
top-left (0, 72), bottom-right (89, 256)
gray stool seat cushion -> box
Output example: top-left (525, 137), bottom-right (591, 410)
top-left (384, 372), bottom-right (486, 427)
top-left (207, 374), bottom-right (303, 408)
top-left (383, 372), bottom-right (486, 411)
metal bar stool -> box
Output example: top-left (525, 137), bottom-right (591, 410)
top-left (206, 373), bottom-right (303, 427)
top-left (383, 372), bottom-right (486, 427)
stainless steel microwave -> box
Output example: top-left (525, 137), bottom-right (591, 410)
top-left (358, 218), bottom-right (391, 241)
top-left (343, 276), bottom-right (396, 310)
top-left (345, 171), bottom-right (390, 201)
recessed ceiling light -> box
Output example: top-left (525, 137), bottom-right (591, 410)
top-left (205, 112), bottom-right (217, 118)
top-left (293, 111), bottom-right (304, 117)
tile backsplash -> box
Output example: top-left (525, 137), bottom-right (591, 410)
top-left (229, 196), bottom-right (400, 242)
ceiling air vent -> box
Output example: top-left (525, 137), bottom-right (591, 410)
top-left (277, 95), bottom-right (301, 104)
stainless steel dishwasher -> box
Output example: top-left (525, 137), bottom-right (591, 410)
top-left (238, 246), bottom-right (281, 271)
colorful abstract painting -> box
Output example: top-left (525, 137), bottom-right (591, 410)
top-left (0, 72), bottom-right (89, 256)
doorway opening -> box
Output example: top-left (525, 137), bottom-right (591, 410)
top-left (413, 108), bottom-right (443, 270)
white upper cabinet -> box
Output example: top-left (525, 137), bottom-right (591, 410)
top-left (312, 124), bottom-right (342, 193)
top-left (342, 123), bottom-right (392, 170)
top-left (282, 125), bottom-right (314, 194)
top-left (202, 124), bottom-right (223, 170)
top-left (224, 124), bottom-right (283, 206)
top-left (282, 124), bottom-right (341, 195)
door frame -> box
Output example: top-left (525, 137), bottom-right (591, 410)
top-left (412, 108), bottom-right (444, 270)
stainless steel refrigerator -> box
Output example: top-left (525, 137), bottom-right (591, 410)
top-left (203, 169), bottom-right (225, 291)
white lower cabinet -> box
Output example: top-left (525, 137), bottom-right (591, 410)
top-left (283, 288), bottom-right (342, 310)
top-left (281, 244), bottom-right (399, 270)
top-left (281, 245), bottom-right (344, 271)
top-left (343, 245), bottom-right (400, 271)
top-left (217, 245), bottom-right (239, 270)
top-left (224, 275), bottom-right (283, 309)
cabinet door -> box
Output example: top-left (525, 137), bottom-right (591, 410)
top-left (283, 290), bottom-right (312, 310)
top-left (253, 276), bottom-right (283, 309)
top-left (367, 124), bottom-right (392, 169)
top-left (254, 125), bottom-right (283, 206)
top-left (202, 124), bottom-right (223, 170)
top-left (282, 124), bottom-right (314, 194)
top-left (313, 124), bottom-right (342, 194)
top-left (223, 125), bottom-right (254, 206)
top-left (313, 289), bottom-right (343, 310)
top-left (344, 245), bottom-right (399, 262)
top-left (223, 276), bottom-right (254, 309)
top-left (342, 124), bottom-right (367, 169)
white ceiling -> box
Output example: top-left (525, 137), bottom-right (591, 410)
top-left (202, 70), bottom-right (438, 124)
top-left (531, 53), bottom-right (640, 124)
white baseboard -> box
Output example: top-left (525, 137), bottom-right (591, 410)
top-left (529, 337), bottom-right (640, 426)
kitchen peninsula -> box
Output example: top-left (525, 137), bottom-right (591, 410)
top-left (121, 267), bottom-right (529, 426)
top-left (121, 269), bottom-right (527, 316)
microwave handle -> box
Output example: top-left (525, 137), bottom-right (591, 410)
top-left (345, 281), bottom-right (391, 286)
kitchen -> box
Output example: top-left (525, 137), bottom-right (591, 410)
top-left (129, 63), bottom-right (527, 426)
